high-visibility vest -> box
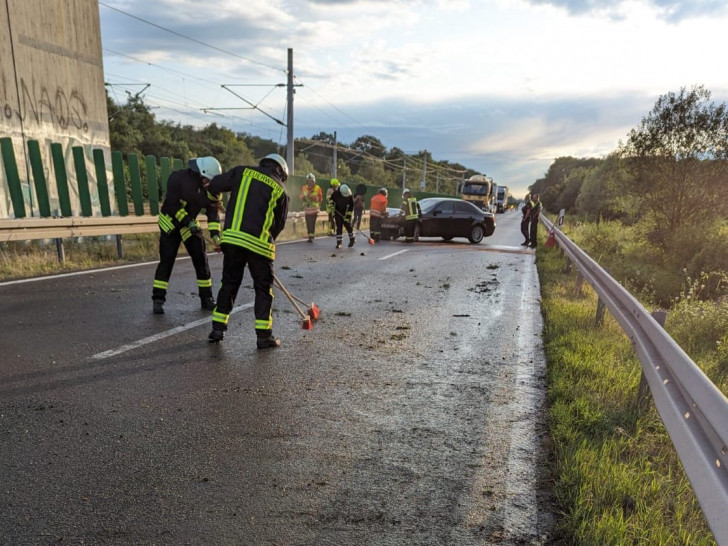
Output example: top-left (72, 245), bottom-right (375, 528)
top-left (300, 184), bottom-right (322, 214)
top-left (403, 197), bottom-right (419, 220)
top-left (370, 193), bottom-right (387, 217)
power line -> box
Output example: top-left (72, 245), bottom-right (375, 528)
top-left (99, 1), bottom-right (285, 73)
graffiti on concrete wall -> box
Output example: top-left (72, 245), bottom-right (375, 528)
top-left (1, 71), bottom-right (90, 133)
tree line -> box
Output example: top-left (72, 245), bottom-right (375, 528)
top-left (107, 93), bottom-right (478, 195)
top-left (531, 85), bottom-right (728, 305)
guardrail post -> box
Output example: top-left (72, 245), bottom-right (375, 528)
top-left (27, 140), bottom-right (52, 217)
top-left (93, 149), bottom-right (112, 217)
top-left (1, 137), bottom-right (27, 218)
top-left (51, 143), bottom-right (73, 217)
top-left (595, 298), bottom-right (606, 327)
top-left (637, 310), bottom-right (668, 413)
top-left (564, 256), bottom-right (572, 273)
top-left (116, 235), bottom-right (124, 258)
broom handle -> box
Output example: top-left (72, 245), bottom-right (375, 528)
top-left (272, 275), bottom-right (308, 319)
top-left (334, 210), bottom-right (374, 242)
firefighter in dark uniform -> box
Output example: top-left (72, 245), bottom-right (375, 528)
top-left (331, 183), bottom-right (355, 249)
top-left (528, 193), bottom-right (542, 248)
top-left (401, 188), bottom-right (421, 243)
top-left (207, 153), bottom-right (290, 349)
top-left (152, 156), bottom-right (223, 315)
top-left (520, 192), bottom-right (532, 246)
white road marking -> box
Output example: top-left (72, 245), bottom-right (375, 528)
top-left (378, 249), bottom-right (410, 260)
top-left (0, 239), bottom-right (301, 287)
top-left (89, 302), bottom-right (253, 361)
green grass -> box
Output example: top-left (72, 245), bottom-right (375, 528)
top-left (0, 234), bottom-right (160, 281)
top-left (537, 244), bottom-right (716, 545)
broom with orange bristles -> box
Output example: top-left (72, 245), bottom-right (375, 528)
top-left (272, 275), bottom-right (318, 329)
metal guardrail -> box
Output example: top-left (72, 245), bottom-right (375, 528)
top-left (0, 211), bottom-right (346, 243)
top-left (542, 216), bottom-right (728, 543)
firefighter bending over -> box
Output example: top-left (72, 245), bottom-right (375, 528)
top-left (152, 156), bottom-right (223, 315)
top-left (207, 154), bottom-right (290, 349)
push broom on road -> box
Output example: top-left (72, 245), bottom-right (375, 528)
top-left (272, 274), bottom-right (320, 330)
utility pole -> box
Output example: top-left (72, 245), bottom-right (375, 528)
top-left (286, 48), bottom-right (294, 175)
top-left (333, 131), bottom-right (338, 178)
top-left (420, 150), bottom-right (427, 191)
top-left (402, 157), bottom-right (406, 190)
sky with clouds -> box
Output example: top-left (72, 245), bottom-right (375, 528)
top-left (99, 0), bottom-right (728, 197)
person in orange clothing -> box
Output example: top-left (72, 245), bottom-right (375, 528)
top-left (369, 187), bottom-right (388, 241)
top-left (299, 173), bottom-right (323, 242)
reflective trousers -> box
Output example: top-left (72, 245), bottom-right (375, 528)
top-left (213, 244), bottom-right (274, 335)
top-left (152, 229), bottom-right (212, 302)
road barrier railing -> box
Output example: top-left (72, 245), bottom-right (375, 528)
top-left (542, 215), bottom-right (728, 543)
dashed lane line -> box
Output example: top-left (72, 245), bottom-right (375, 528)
top-left (89, 302), bottom-right (253, 361)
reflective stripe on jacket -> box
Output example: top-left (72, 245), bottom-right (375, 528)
top-left (403, 197), bottom-right (419, 220)
top-left (209, 166), bottom-right (289, 260)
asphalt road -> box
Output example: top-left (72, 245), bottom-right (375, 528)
top-left (0, 212), bottom-right (554, 545)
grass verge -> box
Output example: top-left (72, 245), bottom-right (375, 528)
top-left (537, 245), bottom-right (716, 545)
top-left (0, 234), bottom-right (160, 281)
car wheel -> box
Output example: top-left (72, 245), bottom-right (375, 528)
top-left (468, 224), bottom-right (485, 244)
top-left (442, 236), bottom-right (453, 241)
top-left (413, 223), bottom-right (421, 242)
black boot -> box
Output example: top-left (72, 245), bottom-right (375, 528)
top-left (208, 328), bottom-right (225, 343)
top-left (200, 296), bottom-right (216, 311)
top-left (256, 332), bottom-right (281, 349)
top-left (348, 236), bottom-right (355, 247)
top-left (153, 300), bottom-right (165, 314)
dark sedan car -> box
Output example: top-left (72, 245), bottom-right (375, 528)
top-left (378, 198), bottom-right (496, 243)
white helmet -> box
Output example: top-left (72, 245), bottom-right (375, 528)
top-left (340, 184), bottom-right (352, 197)
top-left (306, 173), bottom-right (316, 182)
top-left (380, 187), bottom-right (388, 196)
top-left (402, 188), bottom-right (411, 197)
top-left (260, 153), bottom-right (289, 180)
top-left (191, 156), bottom-right (222, 179)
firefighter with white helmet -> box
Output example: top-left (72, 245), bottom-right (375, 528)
top-left (401, 188), bottom-right (421, 243)
top-left (152, 156), bottom-right (223, 315)
top-left (330, 183), bottom-right (355, 249)
top-left (207, 153), bottom-right (290, 349)
top-left (299, 173), bottom-right (323, 242)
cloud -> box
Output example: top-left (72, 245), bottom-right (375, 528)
top-left (523, 0), bottom-right (728, 22)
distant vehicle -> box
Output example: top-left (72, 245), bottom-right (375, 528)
top-left (495, 185), bottom-right (510, 213)
top-left (457, 175), bottom-right (492, 211)
top-left (378, 198), bottom-right (496, 244)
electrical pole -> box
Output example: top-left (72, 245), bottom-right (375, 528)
top-left (402, 157), bottom-right (406, 190)
top-left (421, 150), bottom-right (427, 191)
top-left (286, 48), bottom-right (294, 175)
top-left (333, 131), bottom-right (337, 178)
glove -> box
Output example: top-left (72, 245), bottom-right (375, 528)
top-left (188, 220), bottom-right (201, 235)
top-left (212, 234), bottom-right (221, 252)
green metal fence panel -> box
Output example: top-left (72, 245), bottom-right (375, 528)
top-left (111, 150), bottom-right (128, 216)
top-left (127, 153), bottom-right (144, 216)
top-left (160, 157), bottom-right (171, 196)
top-left (145, 155), bottom-right (159, 215)
top-left (172, 158), bottom-right (183, 171)
top-left (72, 146), bottom-right (92, 217)
top-left (1, 137), bottom-right (26, 218)
top-left (93, 149), bottom-right (111, 217)
top-left (50, 142), bottom-right (72, 217)
top-left (26, 140), bottom-right (51, 217)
